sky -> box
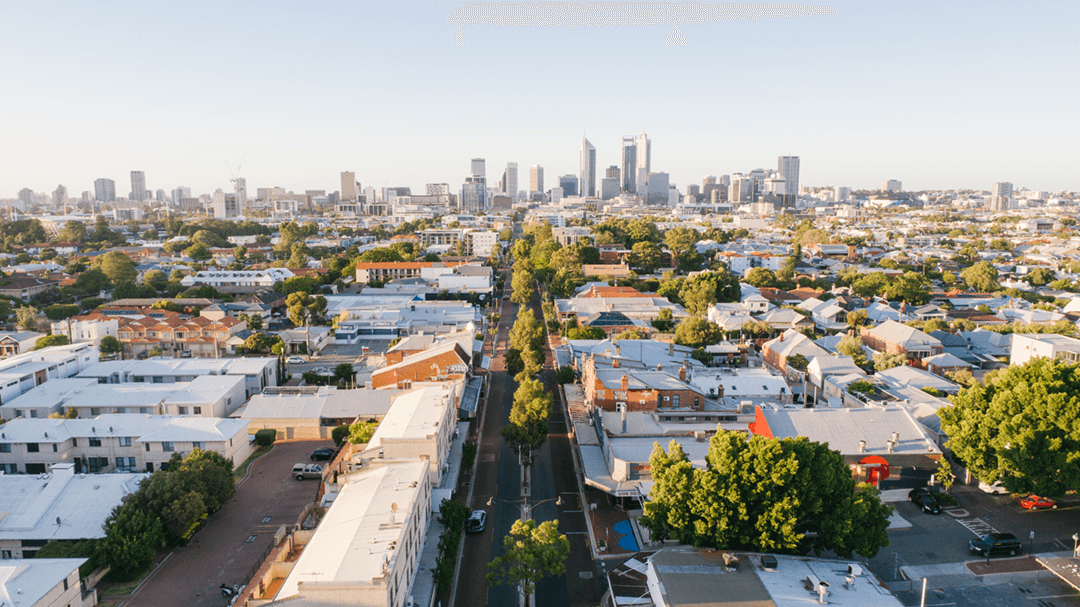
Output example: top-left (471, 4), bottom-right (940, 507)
top-left (2, 0), bottom-right (1078, 198)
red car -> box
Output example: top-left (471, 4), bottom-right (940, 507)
top-left (1019, 495), bottom-right (1058, 510)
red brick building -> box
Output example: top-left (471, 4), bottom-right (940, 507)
top-left (371, 342), bottom-right (470, 389)
top-left (580, 355), bottom-right (707, 412)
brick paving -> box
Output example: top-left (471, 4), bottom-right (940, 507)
top-left (116, 440), bottom-right (332, 607)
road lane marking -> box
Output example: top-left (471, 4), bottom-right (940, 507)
top-left (956, 517), bottom-right (998, 537)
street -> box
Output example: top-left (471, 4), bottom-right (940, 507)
top-left (454, 273), bottom-right (603, 607)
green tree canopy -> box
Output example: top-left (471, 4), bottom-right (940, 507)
top-left (566, 326), bottom-right (605, 340)
top-left (873, 351), bottom-right (906, 372)
top-left (92, 251), bottom-right (137, 284)
top-left (486, 519), bottom-right (570, 598)
top-left (673, 317), bottom-right (722, 349)
top-left (35, 334), bottom-right (70, 350)
top-left (939, 358), bottom-right (1080, 496)
top-left (502, 378), bottom-right (551, 465)
top-left (641, 430), bottom-right (892, 558)
top-left (960, 261), bottom-right (999, 293)
top-left (96, 502), bottom-right (165, 580)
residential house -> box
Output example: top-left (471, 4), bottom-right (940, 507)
top-left (370, 342), bottom-right (471, 389)
top-left (238, 386), bottom-right (403, 440)
top-left (860, 320), bottom-right (943, 367)
top-left (922, 352), bottom-right (973, 377)
top-left (0, 274), bottom-right (59, 301)
top-left (580, 354), bottom-right (707, 413)
top-left (1010, 333), bottom-right (1080, 366)
top-left (874, 365), bottom-right (962, 395)
top-left (761, 329), bottom-right (830, 379)
top-left (0, 331), bottom-right (44, 357)
top-left (0, 558), bottom-right (96, 607)
top-left (180, 268), bottom-right (295, 292)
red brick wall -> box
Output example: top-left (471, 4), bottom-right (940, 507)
top-left (371, 348), bottom-right (468, 388)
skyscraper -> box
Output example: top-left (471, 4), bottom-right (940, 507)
top-left (503, 163), bottom-right (518, 201)
top-left (777, 156), bottom-right (800, 207)
top-left (883, 179), bottom-right (902, 192)
top-left (635, 131), bottom-right (651, 193)
top-left (53, 185), bottom-right (68, 208)
top-left (621, 137), bottom-right (637, 193)
top-left (559, 174), bottom-right (578, 197)
top-left (605, 165), bottom-right (620, 180)
top-left (460, 177), bottom-right (486, 213)
top-left (580, 137), bottom-right (596, 197)
top-left (172, 186), bottom-right (191, 207)
top-left (471, 158), bottom-right (485, 180)
top-left (94, 178), bottom-right (116, 202)
top-left (341, 171), bottom-right (358, 201)
top-left (130, 171), bottom-right (147, 202)
top-left (529, 165), bottom-right (544, 194)
top-left (990, 182), bottom-right (1013, 211)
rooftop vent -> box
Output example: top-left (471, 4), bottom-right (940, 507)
top-left (859, 440), bottom-right (867, 453)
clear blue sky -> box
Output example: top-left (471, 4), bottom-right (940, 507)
top-left (3, 1), bottom-right (1077, 198)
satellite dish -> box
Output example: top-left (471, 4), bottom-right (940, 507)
top-left (391, 502), bottom-right (399, 513)
top-left (56, 517), bottom-right (62, 525)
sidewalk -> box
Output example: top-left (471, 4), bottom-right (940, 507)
top-left (894, 551), bottom-right (1074, 590)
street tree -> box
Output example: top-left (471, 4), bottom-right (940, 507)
top-left (510, 313), bottom-right (544, 353)
top-left (938, 357), bottom-right (1080, 496)
top-left (511, 266), bottom-right (533, 305)
top-left (287, 291), bottom-right (327, 327)
top-left (640, 440), bottom-right (696, 543)
top-left (629, 241), bottom-right (661, 273)
top-left (96, 503), bottom-right (165, 581)
top-left (16, 306), bottom-right (42, 332)
top-left (487, 519), bottom-right (570, 602)
top-left (99, 335), bottom-right (122, 356)
top-left (502, 378), bottom-right (550, 466)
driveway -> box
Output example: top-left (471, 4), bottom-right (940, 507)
top-left (121, 440), bottom-right (332, 607)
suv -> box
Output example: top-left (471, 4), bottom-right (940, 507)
top-left (292, 463), bottom-right (323, 480)
top-left (908, 487), bottom-right (942, 514)
top-left (969, 533), bottom-right (1021, 557)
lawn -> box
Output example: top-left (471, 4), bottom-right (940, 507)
top-left (234, 446), bottom-right (271, 481)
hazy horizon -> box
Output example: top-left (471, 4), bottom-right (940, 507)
top-left (3, 1), bottom-right (1077, 197)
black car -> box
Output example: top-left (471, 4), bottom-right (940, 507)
top-left (310, 448), bottom-right (335, 461)
top-left (969, 533), bottom-right (1022, 557)
top-left (908, 487), bottom-right (942, 514)
top-left (465, 510), bottom-right (487, 534)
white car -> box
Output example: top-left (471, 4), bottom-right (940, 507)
top-left (285, 356), bottom-right (306, 364)
top-left (978, 480), bottom-right (1009, 495)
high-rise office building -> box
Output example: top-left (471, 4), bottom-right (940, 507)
top-left (94, 178), bottom-right (116, 202)
top-left (558, 174), bottom-right (578, 197)
top-left (580, 137), bottom-right (596, 197)
top-left (729, 173), bottom-right (754, 203)
top-left (214, 189), bottom-right (241, 218)
top-left (778, 156), bottom-right (799, 207)
top-left (130, 171), bottom-right (147, 202)
top-left (156, 189), bottom-right (166, 202)
top-left (341, 171), bottom-right (358, 201)
top-left (471, 158), bottom-right (485, 180)
top-left (53, 185), bottom-right (68, 208)
top-left (172, 186), bottom-right (191, 207)
top-left (460, 177), bottom-right (486, 213)
top-left (635, 132), bottom-right (651, 192)
top-left (882, 179), bottom-right (902, 192)
top-left (549, 187), bottom-right (564, 205)
top-left (621, 137), bottom-right (637, 193)
top-left (600, 178), bottom-right (620, 200)
top-left (646, 172), bottom-right (668, 205)
top-left (18, 188), bottom-right (34, 205)
top-left (529, 165), bottom-right (544, 194)
top-left (833, 186), bottom-right (850, 202)
top-left (605, 165), bottom-right (620, 180)
top-left (503, 163), bottom-right (518, 201)
top-left (989, 182), bottom-right (1013, 211)
top-left (702, 175), bottom-right (716, 190)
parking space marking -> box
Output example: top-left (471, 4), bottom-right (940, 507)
top-left (956, 517), bottom-right (998, 537)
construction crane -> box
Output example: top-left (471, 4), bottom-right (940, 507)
top-left (225, 149), bottom-right (248, 192)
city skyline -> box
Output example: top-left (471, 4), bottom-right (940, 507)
top-left (2, 1), bottom-right (1078, 195)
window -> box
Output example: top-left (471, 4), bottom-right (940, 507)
top-left (0, 464), bottom-right (16, 474)
top-left (52, 444), bottom-right (58, 452)
top-left (145, 443), bottom-right (151, 452)
top-left (162, 442), bottom-right (174, 452)
top-left (29, 410), bottom-right (38, 418)
top-left (193, 441), bottom-right (203, 450)
top-left (90, 408), bottom-right (100, 416)
top-left (178, 407), bottom-right (188, 415)
top-left (25, 463), bottom-right (46, 474)
top-left (0, 443), bottom-right (9, 453)
top-left (116, 457), bottom-right (136, 471)
top-left (672, 395), bottom-right (680, 408)
top-left (63, 578), bottom-right (68, 591)
top-left (193, 407), bottom-right (201, 415)
top-left (89, 438), bottom-right (102, 447)
top-left (26, 443), bottom-right (39, 453)
top-left (0, 550), bottom-right (10, 559)
top-left (87, 457), bottom-right (109, 473)
top-left (153, 376), bottom-right (164, 383)
top-left (120, 437), bottom-right (132, 447)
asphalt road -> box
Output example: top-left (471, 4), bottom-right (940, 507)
top-left (454, 273), bottom-right (602, 607)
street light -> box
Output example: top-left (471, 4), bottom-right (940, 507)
top-left (1072, 533), bottom-right (1079, 557)
top-left (487, 495), bottom-right (563, 520)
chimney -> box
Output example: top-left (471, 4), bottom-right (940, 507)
top-left (891, 431), bottom-right (899, 443)
top-left (668, 342), bottom-right (674, 356)
top-left (859, 440), bottom-right (867, 453)
top-left (678, 365), bottom-right (687, 382)
top-left (887, 440), bottom-right (896, 453)
top-left (621, 375), bottom-right (629, 391)
top-left (612, 359), bottom-right (620, 368)
top-left (621, 406), bottom-right (627, 433)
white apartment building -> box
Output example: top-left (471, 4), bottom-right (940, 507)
top-left (1010, 333), bottom-right (1080, 366)
top-left (49, 317), bottom-right (119, 346)
top-left (0, 558), bottom-right (96, 607)
top-left (464, 230), bottom-right (498, 257)
top-left (552, 226), bottom-right (593, 247)
top-left (0, 343), bottom-right (100, 409)
top-left (351, 383), bottom-right (459, 486)
top-left (270, 461), bottom-right (431, 607)
top-left (0, 414), bottom-right (253, 475)
top-left (0, 463), bottom-right (149, 557)
top-left (180, 268), bottom-right (295, 291)
top-left (77, 357), bottom-right (278, 399)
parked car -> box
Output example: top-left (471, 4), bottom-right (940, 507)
top-left (465, 510), bottom-right (487, 534)
top-left (310, 448), bottom-right (335, 461)
top-left (292, 463), bottom-right (323, 480)
top-left (285, 356), bottom-right (306, 364)
top-left (908, 487), bottom-right (942, 514)
top-left (1019, 495), bottom-right (1057, 510)
top-left (979, 481), bottom-right (1009, 495)
top-left (969, 533), bottom-right (1022, 557)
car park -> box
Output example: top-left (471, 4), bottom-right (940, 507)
top-left (310, 448), bottom-right (335, 461)
top-left (465, 510), bottom-right (487, 534)
top-left (969, 533), bottom-right (1022, 557)
top-left (1019, 495), bottom-right (1057, 510)
top-left (292, 463), bottom-right (323, 480)
top-left (908, 487), bottom-right (942, 514)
